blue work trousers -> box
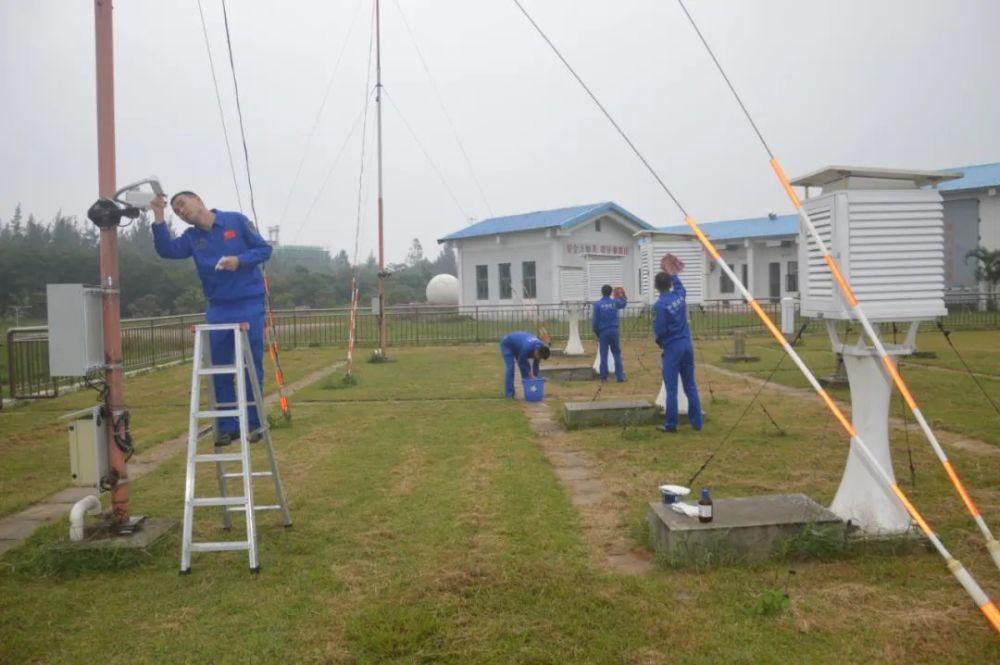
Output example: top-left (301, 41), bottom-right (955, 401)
top-left (661, 338), bottom-right (703, 430)
top-left (597, 330), bottom-right (624, 381)
top-left (206, 298), bottom-right (266, 434)
top-left (500, 341), bottom-right (528, 398)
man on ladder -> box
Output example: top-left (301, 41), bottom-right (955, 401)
top-left (151, 193), bottom-right (272, 444)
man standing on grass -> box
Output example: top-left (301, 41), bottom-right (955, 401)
top-left (499, 331), bottom-right (551, 399)
top-left (653, 254), bottom-right (702, 433)
top-left (150, 192), bottom-right (272, 445)
top-left (592, 284), bottom-right (627, 382)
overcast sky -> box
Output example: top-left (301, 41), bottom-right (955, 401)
top-left (2, 0), bottom-right (999, 264)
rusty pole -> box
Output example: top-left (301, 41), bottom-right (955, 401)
top-left (95, 0), bottom-right (129, 523)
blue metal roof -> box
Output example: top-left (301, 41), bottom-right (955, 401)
top-left (938, 162), bottom-right (1000, 192)
top-left (658, 214), bottom-right (798, 241)
top-left (438, 201), bottom-right (653, 242)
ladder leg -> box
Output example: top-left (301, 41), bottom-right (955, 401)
top-left (235, 331), bottom-right (259, 572)
top-left (180, 329), bottom-right (204, 574)
top-left (244, 337), bottom-right (292, 527)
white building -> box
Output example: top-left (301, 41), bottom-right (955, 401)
top-left (437, 202), bottom-right (652, 307)
top-left (656, 213), bottom-right (800, 302)
top-left (937, 162), bottom-right (1000, 295)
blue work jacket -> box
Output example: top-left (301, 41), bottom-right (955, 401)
top-left (653, 276), bottom-right (690, 348)
top-left (502, 331), bottom-right (544, 377)
top-left (592, 296), bottom-right (627, 335)
top-left (152, 210), bottom-right (272, 304)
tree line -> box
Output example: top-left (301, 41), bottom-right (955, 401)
top-left (0, 205), bottom-right (456, 323)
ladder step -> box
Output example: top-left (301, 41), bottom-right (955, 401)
top-left (226, 504), bottom-right (282, 513)
top-left (194, 453), bottom-right (243, 463)
top-left (189, 540), bottom-right (250, 553)
top-left (195, 409), bottom-right (241, 419)
top-left (214, 402), bottom-right (258, 408)
top-left (222, 471), bottom-right (273, 480)
top-left (198, 365), bottom-right (238, 375)
top-left (191, 496), bottom-right (247, 508)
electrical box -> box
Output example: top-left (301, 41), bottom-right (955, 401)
top-left (635, 232), bottom-right (706, 305)
top-left (791, 167), bottom-right (961, 321)
top-left (46, 284), bottom-right (104, 376)
top-left (66, 407), bottom-right (109, 489)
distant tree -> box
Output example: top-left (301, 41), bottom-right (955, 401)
top-left (966, 246), bottom-right (1000, 310)
top-left (173, 287), bottom-right (205, 314)
top-left (431, 244), bottom-right (457, 276)
top-left (405, 238), bottom-right (424, 266)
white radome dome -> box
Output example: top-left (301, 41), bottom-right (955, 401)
top-left (425, 274), bottom-right (459, 305)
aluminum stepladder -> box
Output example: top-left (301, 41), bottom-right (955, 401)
top-left (180, 322), bottom-right (291, 574)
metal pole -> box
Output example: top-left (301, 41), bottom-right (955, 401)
top-left (95, 0), bottom-right (129, 523)
top-left (375, 0), bottom-right (387, 357)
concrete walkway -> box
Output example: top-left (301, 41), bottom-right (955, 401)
top-left (0, 361), bottom-right (344, 557)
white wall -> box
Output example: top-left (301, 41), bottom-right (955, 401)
top-left (980, 192), bottom-right (1000, 251)
top-left (704, 238), bottom-right (798, 301)
top-left (451, 213), bottom-right (641, 306)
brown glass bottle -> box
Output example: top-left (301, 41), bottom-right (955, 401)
top-left (698, 487), bottom-right (713, 523)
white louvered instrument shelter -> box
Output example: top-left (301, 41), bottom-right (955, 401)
top-left (636, 232), bottom-right (705, 305)
top-left (792, 167), bottom-right (960, 321)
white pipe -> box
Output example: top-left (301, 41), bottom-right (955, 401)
top-left (69, 495), bottom-right (102, 542)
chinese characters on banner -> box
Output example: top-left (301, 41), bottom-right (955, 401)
top-left (564, 243), bottom-right (630, 256)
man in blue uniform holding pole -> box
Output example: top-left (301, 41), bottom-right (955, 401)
top-left (499, 331), bottom-right (550, 399)
top-left (592, 284), bottom-right (627, 382)
top-left (150, 192), bottom-right (272, 445)
top-left (653, 254), bottom-right (702, 433)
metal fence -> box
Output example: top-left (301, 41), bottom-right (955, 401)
top-left (4, 295), bottom-right (998, 402)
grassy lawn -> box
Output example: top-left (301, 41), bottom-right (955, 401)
top-left (1, 343), bottom-right (998, 662)
top-left (696, 329), bottom-right (1000, 446)
top-left (0, 348), bottom-right (344, 518)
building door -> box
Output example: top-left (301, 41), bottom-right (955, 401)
top-left (942, 198), bottom-right (980, 289)
top-left (559, 267), bottom-right (585, 302)
top-left (586, 259), bottom-right (623, 300)
top-left (769, 262), bottom-right (781, 300)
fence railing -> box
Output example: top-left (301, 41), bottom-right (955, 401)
top-left (4, 295), bottom-right (998, 402)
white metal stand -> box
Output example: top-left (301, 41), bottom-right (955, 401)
top-left (563, 303), bottom-right (585, 356)
top-left (827, 320), bottom-right (914, 534)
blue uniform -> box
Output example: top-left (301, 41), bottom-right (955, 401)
top-left (653, 276), bottom-right (702, 431)
top-left (592, 295), bottom-right (627, 381)
top-left (499, 331), bottom-right (543, 398)
top-left (153, 210), bottom-right (272, 435)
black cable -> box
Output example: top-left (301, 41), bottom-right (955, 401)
top-left (674, 0), bottom-right (774, 158)
top-left (392, 0), bottom-right (494, 218)
top-left (509, 0), bottom-right (688, 217)
top-left (220, 0), bottom-right (261, 227)
top-left (277, 0), bottom-right (366, 228)
top-left (382, 88), bottom-right (472, 221)
top-left (197, 0), bottom-right (244, 210)
top-left (937, 321), bottom-right (1000, 418)
top-left (685, 323), bottom-right (805, 488)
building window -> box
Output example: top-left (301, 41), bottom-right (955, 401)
top-left (499, 263), bottom-right (512, 300)
top-left (476, 265), bottom-right (489, 300)
top-left (786, 260), bottom-right (799, 292)
top-left (780, 239), bottom-right (794, 248)
top-left (595, 219), bottom-right (602, 232)
top-left (720, 264), bottom-right (735, 294)
top-left (522, 261), bottom-right (537, 299)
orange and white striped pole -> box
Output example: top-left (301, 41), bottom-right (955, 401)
top-left (673, 0), bottom-right (1000, 576)
top-left (770, 158), bottom-right (1000, 573)
top-left (346, 279), bottom-right (360, 378)
top-left (261, 272), bottom-right (291, 420)
top-left (681, 213), bottom-right (1000, 633)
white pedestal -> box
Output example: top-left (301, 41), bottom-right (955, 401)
top-left (829, 346), bottom-right (911, 534)
top-left (563, 305), bottom-right (585, 356)
top-left (654, 379), bottom-right (689, 415)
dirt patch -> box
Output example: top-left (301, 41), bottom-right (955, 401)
top-left (520, 400), bottom-right (652, 575)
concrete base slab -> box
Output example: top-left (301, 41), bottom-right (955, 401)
top-left (564, 399), bottom-right (657, 429)
top-left (721, 354), bottom-right (760, 363)
top-left (56, 518), bottom-right (177, 551)
top-left (911, 350), bottom-right (937, 359)
top-left (647, 493), bottom-right (845, 565)
top-left (540, 364), bottom-right (595, 382)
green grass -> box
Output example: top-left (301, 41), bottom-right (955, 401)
top-left (0, 348), bottom-right (344, 518)
top-left (1, 345), bottom-right (998, 662)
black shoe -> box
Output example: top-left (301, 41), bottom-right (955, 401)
top-left (214, 431), bottom-right (238, 447)
top-left (656, 425), bottom-right (677, 433)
